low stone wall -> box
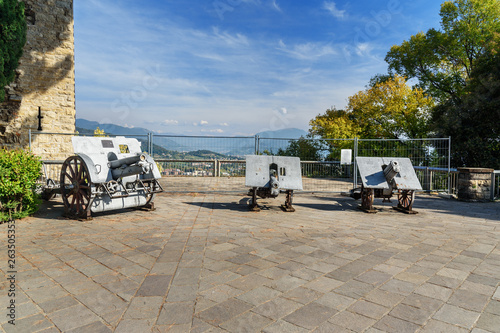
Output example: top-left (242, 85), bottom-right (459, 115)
top-left (457, 167), bottom-right (493, 202)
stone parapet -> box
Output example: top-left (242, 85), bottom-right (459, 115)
top-left (457, 167), bottom-right (494, 202)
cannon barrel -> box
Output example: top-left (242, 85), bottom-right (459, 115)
top-left (383, 160), bottom-right (401, 183)
top-left (108, 153), bottom-right (145, 169)
top-left (111, 162), bottom-right (151, 179)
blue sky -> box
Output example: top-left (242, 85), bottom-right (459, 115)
top-left (74, 0), bottom-right (442, 136)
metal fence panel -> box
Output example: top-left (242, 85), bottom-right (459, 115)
top-left (29, 131), bottom-right (454, 194)
top-left (356, 138), bottom-right (451, 192)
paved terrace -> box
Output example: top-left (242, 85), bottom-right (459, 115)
top-left (1, 178), bottom-right (500, 332)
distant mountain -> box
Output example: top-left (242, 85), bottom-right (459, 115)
top-left (76, 119), bottom-right (308, 157)
top-left (76, 119), bottom-right (151, 136)
top-left (255, 128), bottom-right (308, 139)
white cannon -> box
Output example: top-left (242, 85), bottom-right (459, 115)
top-left (60, 137), bottom-right (163, 219)
top-left (355, 157), bottom-right (422, 214)
top-left (245, 155), bottom-right (302, 212)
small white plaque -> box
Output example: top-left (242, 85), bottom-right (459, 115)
top-left (341, 149), bottom-right (352, 165)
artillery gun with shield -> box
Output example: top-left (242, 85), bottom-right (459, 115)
top-left (60, 137), bottom-right (163, 219)
top-left (245, 155), bottom-right (302, 212)
top-left (354, 157), bottom-right (422, 214)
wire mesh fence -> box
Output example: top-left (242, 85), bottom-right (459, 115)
top-left (28, 130), bottom-right (456, 193)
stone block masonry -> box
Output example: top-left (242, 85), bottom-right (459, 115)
top-left (0, 0), bottom-right (75, 160)
top-left (457, 167), bottom-right (494, 202)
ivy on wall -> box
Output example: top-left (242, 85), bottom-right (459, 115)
top-left (0, 0), bottom-right (27, 102)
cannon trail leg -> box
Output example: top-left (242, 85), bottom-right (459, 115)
top-left (393, 190), bottom-right (418, 214)
top-left (60, 156), bottom-right (94, 220)
top-left (249, 187), bottom-right (260, 211)
top-left (360, 186), bottom-right (377, 213)
top-left (281, 190), bottom-right (296, 212)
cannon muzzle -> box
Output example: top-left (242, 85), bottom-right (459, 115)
top-left (383, 160), bottom-right (401, 183)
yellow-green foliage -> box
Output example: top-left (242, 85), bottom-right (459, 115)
top-left (93, 127), bottom-right (107, 137)
top-left (0, 149), bottom-right (42, 221)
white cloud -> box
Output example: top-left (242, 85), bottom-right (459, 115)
top-left (200, 120), bottom-right (209, 125)
top-left (219, 122), bottom-right (229, 126)
top-left (324, 2), bottom-right (346, 19)
top-left (212, 27), bottom-right (249, 47)
top-left (162, 119), bottom-right (179, 125)
top-left (271, 0), bottom-right (282, 12)
top-left (278, 40), bottom-right (337, 60)
top-left (202, 129), bottom-right (224, 133)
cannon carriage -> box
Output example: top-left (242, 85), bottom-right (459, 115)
top-left (354, 157), bottom-right (422, 214)
top-left (245, 155), bottom-right (303, 212)
top-left (60, 136), bottom-right (163, 219)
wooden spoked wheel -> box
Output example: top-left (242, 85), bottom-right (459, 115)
top-left (361, 186), bottom-right (374, 211)
top-left (397, 190), bottom-right (414, 210)
top-left (60, 156), bottom-right (93, 218)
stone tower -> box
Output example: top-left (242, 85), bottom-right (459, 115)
top-left (0, 0), bottom-right (75, 160)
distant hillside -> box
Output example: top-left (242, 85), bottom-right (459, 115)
top-left (256, 128), bottom-right (308, 139)
top-left (76, 119), bottom-right (308, 157)
top-left (76, 119), bottom-right (151, 136)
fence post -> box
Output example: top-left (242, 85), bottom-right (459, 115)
top-left (150, 133), bottom-right (154, 157)
top-left (353, 137), bottom-right (358, 188)
top-left (448, 136), bottom-right (452, 195)
top-left (255, 135), bottom-right (260, 155)
top-left (491, 171), bottom-right (497, 201)
top-left (423, 167), bottom-right (431, 191)
top-left (28, 129), bottom-right (32, 151)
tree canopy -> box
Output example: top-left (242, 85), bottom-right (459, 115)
top-left (0, 0), bottom-right (26, 102)
top-left (385, 0), bottom-right (500, 102)
top-left (433, 41), bottom-right (500, 167)
top-left (309, 75), bottom-right (434, 140)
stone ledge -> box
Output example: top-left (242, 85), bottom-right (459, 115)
top-left (457, 167), bottom-right (494, 174)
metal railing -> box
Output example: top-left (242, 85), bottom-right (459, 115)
top-left (492, 171), bottom-right (500, 201)
top-left (29, 131), bottom-right (457, 193)
top-left (414, 166), bottom-right (459, 193)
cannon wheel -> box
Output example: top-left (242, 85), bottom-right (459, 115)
top-left (60, 156), bottom-right (93, 219)
top-left (394, 190), bottom-right (417, 214)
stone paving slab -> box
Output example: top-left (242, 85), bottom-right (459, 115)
top-left (1, 184), bottom-right (500, 332)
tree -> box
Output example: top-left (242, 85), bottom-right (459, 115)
top-left (93, 127), bottom-right (107, 137)
top-left (309, 75), bottom-right (434, 140)
top-left (0, 0), bottom-right (27, 102)
top-left (276, 136), bottom-right (325, 161)
top-left (385, 0), bottom-right (500, 102)
top-left (433, 43), bottom-right (500, 167)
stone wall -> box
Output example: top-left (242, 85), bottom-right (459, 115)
top-left (0, 0), bottom-right (75, 160)
top-left (457, 167), bottom-right (494, 202)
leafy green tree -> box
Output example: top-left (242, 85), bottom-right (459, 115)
top-left (0, 0), bottom-right (27, 101)
top-left (385, 0), bottom-right (500, 102)
top-left (310, 75), bottom-right (434, 140)
top-left (276, 136), bottom-right (326, 161)
top-left (433, 43), bottom-right (500, 168)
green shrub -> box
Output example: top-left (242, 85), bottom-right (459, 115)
top-left (0, 148), bottom-right (42, 221)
